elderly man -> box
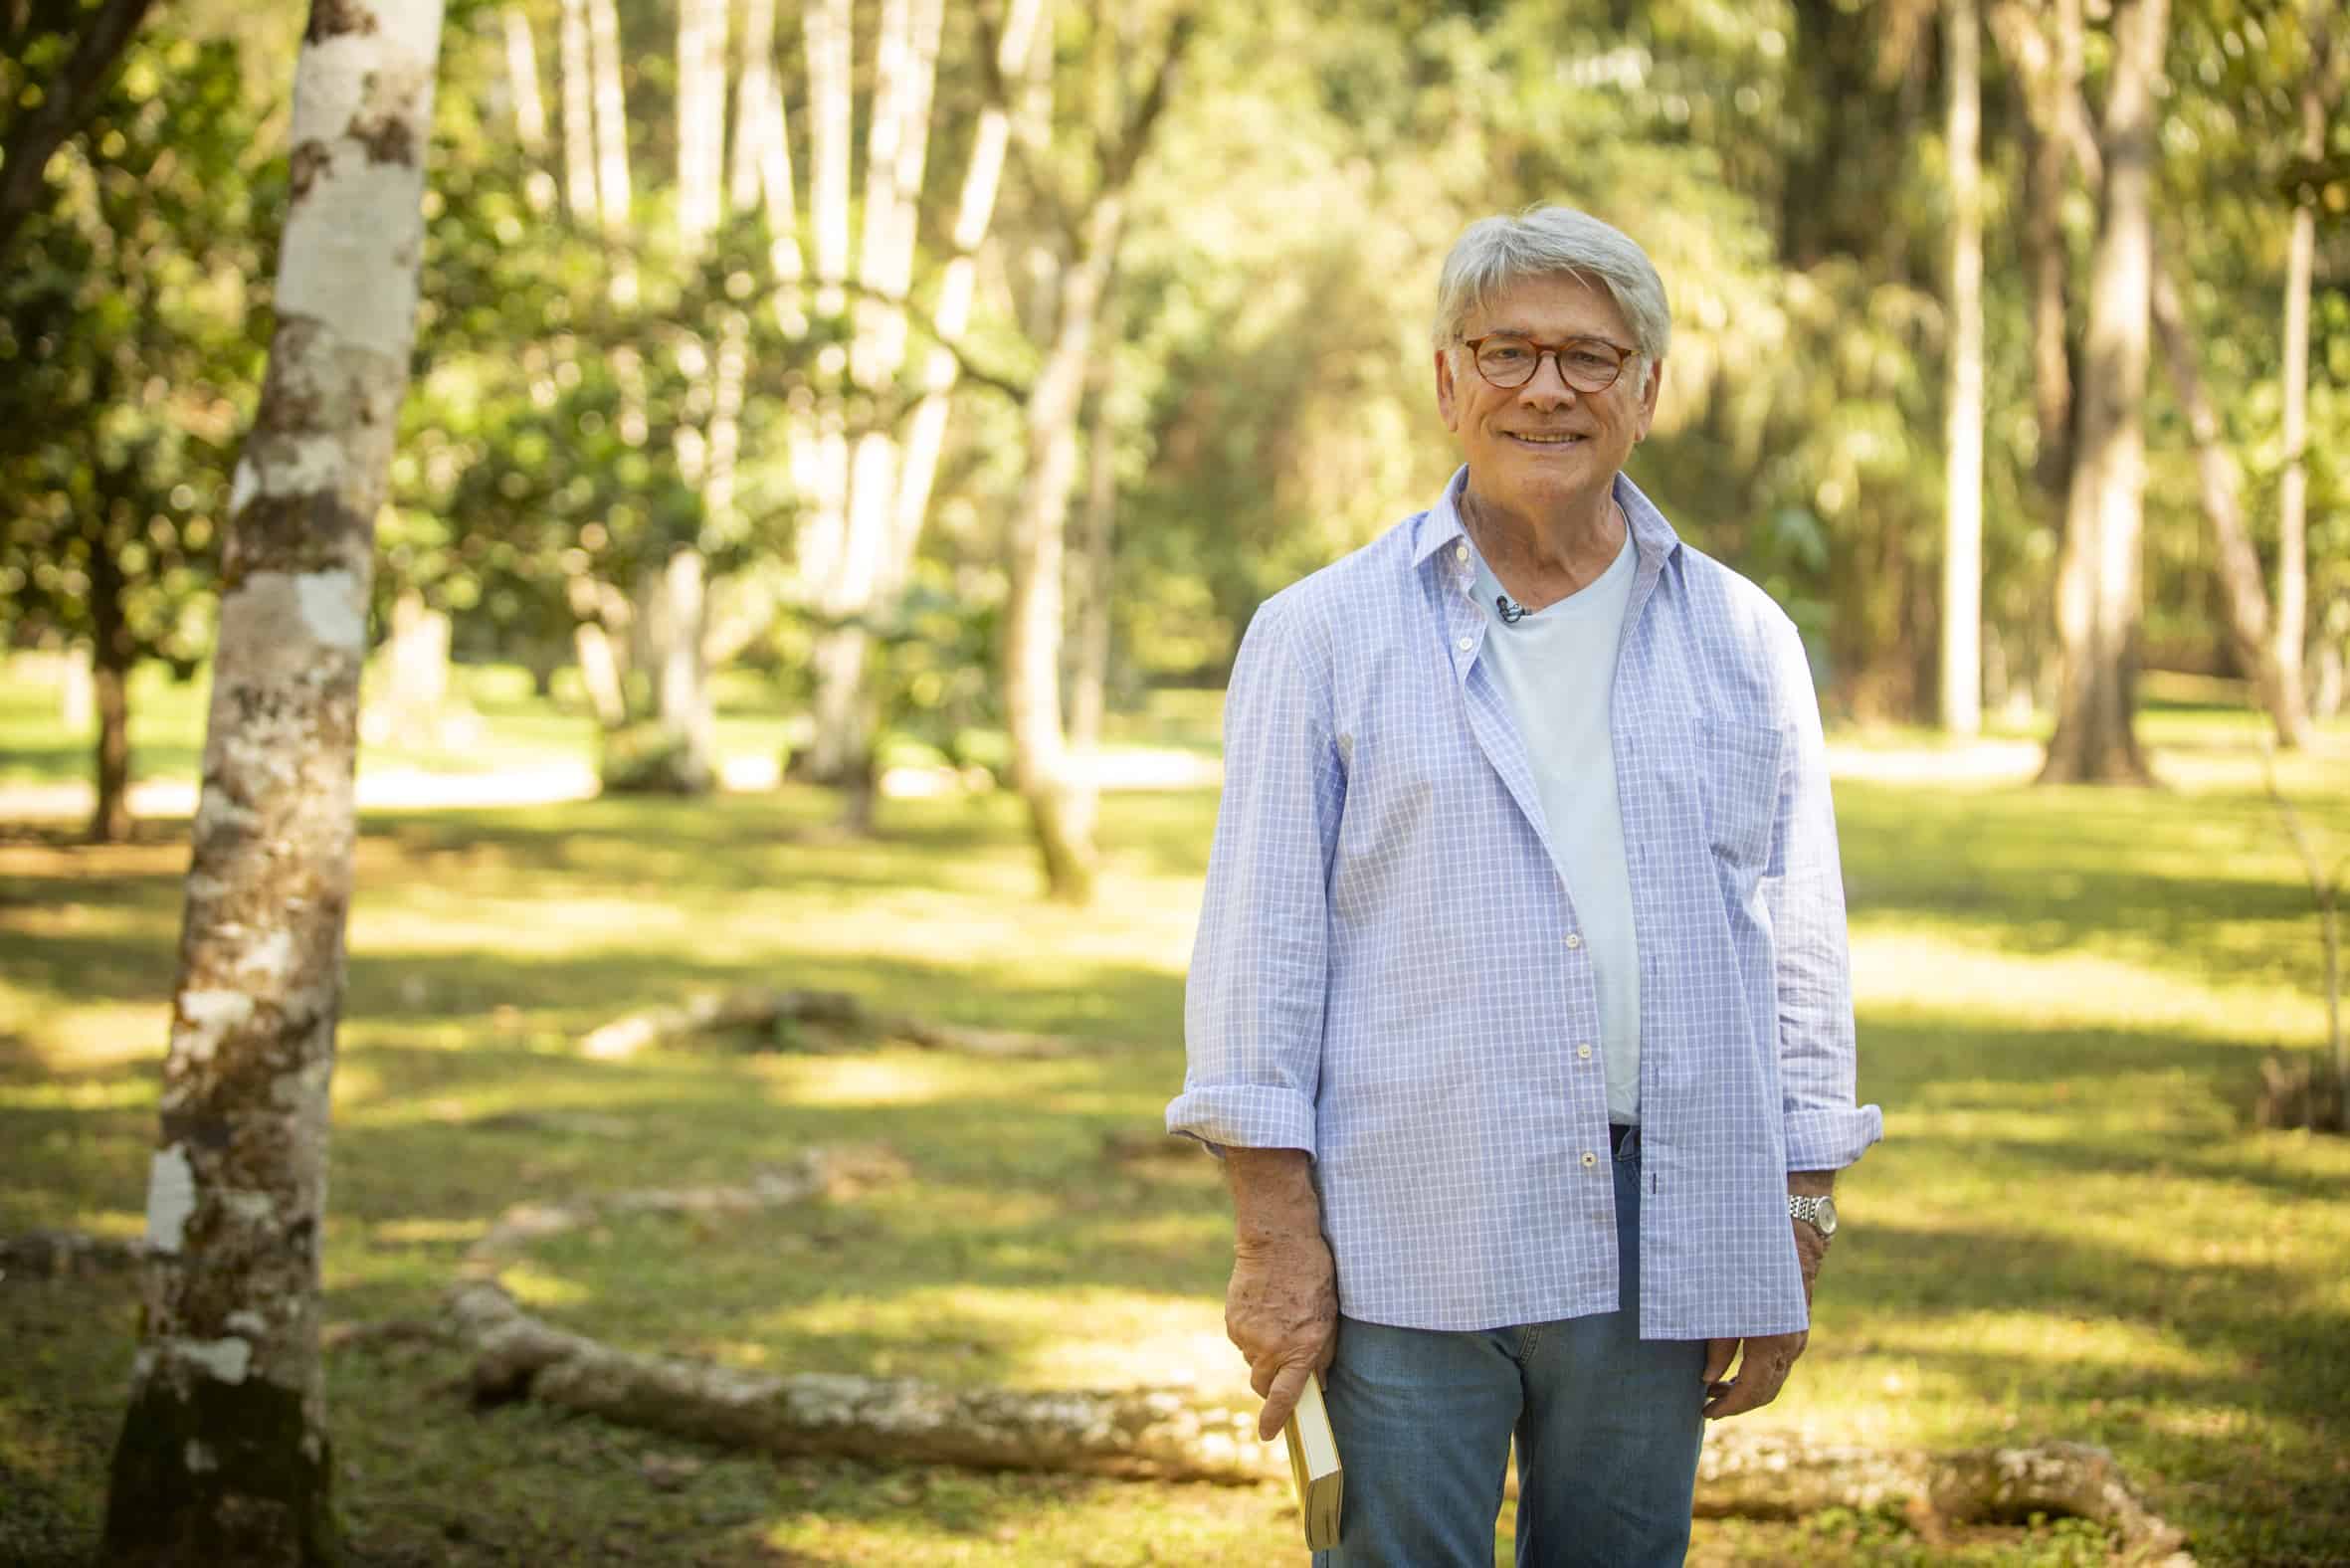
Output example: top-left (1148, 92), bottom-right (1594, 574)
top-left (1165, 206), bottom-right (1882, 1566)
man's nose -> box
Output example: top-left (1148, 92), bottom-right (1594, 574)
top-left (1517, 355), bottom-right (1580, 406)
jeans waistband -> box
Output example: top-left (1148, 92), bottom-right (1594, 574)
top-left (1609, 1121), bottom-right (1639, 1159)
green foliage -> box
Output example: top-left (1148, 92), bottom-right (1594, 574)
top-left (0, 25), bottom-right (268, 675)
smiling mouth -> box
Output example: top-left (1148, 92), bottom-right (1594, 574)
top-left (1508, 432), bottom-right (1584, 446)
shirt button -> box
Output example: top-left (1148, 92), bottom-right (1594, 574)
top-left (1457, 636), bottom-right (1473, 652)
top-left (1577, 1043), bottom-right (1593, 1060)
top-left (1581, 1151), bottom-right (1598, 1168)
top-left (1564, 932), bottom-right (1584, 950)
top-left (1455, 543), bottom-right (1469, 562)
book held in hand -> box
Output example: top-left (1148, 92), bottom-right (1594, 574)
top-left (1281, 1372), bottom-right (1342, 1550)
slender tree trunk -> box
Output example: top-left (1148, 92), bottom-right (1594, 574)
top-left (1069, 323), bottom-right (1119, 757)
top-left (2275, 1), bottom-right (2333, 732)
top-left (2149, 259), bottom-right (2306, 745)
top-left (1004, 199), bottom-right (1123, 902)
top-left (676, 0), bottom-right (726, 249)
top-left (557, 0), bottom-right (597, 224)
top-left (2041, 0), bottom-right (2165, 786)
top-left (500, 5), bottom-right (555, 213)
top-left (88, 538), bottom-right (134, 844)
top-left (380, 587), bottom-right (452, 746)
top-left (1941, 0), bottom-right (1984, 737)
top-left (99, 0), bottom-right (442, 1559)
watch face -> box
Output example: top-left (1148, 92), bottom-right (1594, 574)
top-left (1813, 1196), bottom-right (1839, 1237)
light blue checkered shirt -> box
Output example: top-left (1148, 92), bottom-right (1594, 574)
top-left (1167, 468), bottom-right (1882, 1338)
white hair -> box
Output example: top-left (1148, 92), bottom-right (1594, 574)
top-left (1431, 206), bottom-right (1671, 367)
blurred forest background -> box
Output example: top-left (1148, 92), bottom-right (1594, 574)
top-left (5, 0), bottom-right (2350, 1564)
top-left (2, 0), bottom-right (2343, 872)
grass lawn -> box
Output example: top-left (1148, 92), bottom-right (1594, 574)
top-left (2, 684), bottom-right (2347, 1566)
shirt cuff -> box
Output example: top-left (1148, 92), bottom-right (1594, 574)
top-left (1783, 1103), bottom-right (1884, 1173)
top-left (1164, 1083), bottom-right (1318, 1161)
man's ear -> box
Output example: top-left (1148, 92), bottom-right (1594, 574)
top-left (1634, 359), bottom-right (1664, 442)
top-left (1435, 345), bottom-right (1461, 433)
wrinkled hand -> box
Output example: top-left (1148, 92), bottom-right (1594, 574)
top-left (1225, 1234), bottom-right (1338, 1441)
top-left (1701, 1220), bottom-right (1829, 1420)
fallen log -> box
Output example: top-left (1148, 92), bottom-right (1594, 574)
top-left (578, 987), bottom-right (1071, 1062)
top-left (436, 1159), bottom-right (2191, 1555)
top-left (449, 1279), bottom-right (1266, 1481)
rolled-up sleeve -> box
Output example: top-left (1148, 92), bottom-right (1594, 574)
top-left (1165, 594), bottom-right (1344, 1157)
top-left (1762, 616), bottom-right (1883, 1172)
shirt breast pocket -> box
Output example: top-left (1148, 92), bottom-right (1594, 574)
top-left (1696, 716), bottom-right (1783, 873)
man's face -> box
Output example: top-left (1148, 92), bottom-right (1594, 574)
top-left (1434, 273), bottom-right (1662, 518)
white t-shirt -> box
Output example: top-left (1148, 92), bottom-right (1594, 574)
top-left (1471, 526), bottom-right (1644, 1123)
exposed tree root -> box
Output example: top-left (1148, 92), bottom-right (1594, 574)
top-left (1696, 1430), bottom-right (2191, 1560)
top-left (434, 1156), bottom-right (2194, 1558)
top-left (578, 987), bottom-right (1073, 1062)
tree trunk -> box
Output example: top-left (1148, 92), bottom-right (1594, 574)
top-left (62, 640), bottom-right (96, 731)
top-left (87, 537), bottom-right (134, 844)
top-left (1069, 329), bottom-right (1118, 757)
top-left (500, 5), bottom-right (555, 214)
top-left (1006, 193), bottom-right (1123, 904)
top-left (2275, 0), bottom-right (2334, 734)
top-left (379, 587), bottom-right (452, 746)
top-left (2149, 259), bottom-right (2306, 746)
top-left (2040, 0), bottom-right (2165, 786)
top-left (1941, 0), bottom-right (1984, 737)
top-left (676, 0), bottom-right (727, 249)
top-left (556, 0), bottom-right (597, 225)
top-left (100, 0), bottom-right (442, 1559)
top-left (1988, 0), bottom-right (2079, 503)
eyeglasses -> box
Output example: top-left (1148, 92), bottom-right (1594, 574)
top-left (1460, 333), bottom-right (1638, 394)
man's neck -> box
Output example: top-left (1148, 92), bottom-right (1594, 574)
top-left (1461, 482), bottom-right (1625, 610)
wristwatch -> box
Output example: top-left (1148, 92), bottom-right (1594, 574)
top-left (1788, 1194), bottom-right (1839, 1239)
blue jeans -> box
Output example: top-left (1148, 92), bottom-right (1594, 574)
top-left (1314, 1133), bottom-right (1706, 1567)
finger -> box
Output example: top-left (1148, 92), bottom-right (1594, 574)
top-left (1700, 1338), bottom-right (1737, 1387)
top-left (1705, 1351), bottom-right (1789, 1421)
top-left (1259, 1362), bottom-right (1311, 1443)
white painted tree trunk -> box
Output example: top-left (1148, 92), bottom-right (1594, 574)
top-left (2041, 0), bottom-right (2166, 785)
top-left (100, 0), bottom-right (443, 1558)
top-left (729, 0), bottom-right (776, 219)
top-left (1940, 0), bottom-right (1983, 737)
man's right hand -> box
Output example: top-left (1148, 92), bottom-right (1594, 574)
top-left (1226, 1232), bottom-right (1338, 1441)
top-left (1220, 1146), bottom-right (1339, 1441)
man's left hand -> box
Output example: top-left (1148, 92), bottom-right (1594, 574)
top-left (1702, 1182), bottom-right (1833, 1420)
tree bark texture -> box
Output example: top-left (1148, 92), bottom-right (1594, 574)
top-left (1941, 0), bottom-right (1984, 737)
top-left (99, 0), bottom-right (444, 1559)
top-left (2040, 0), bottom-right (2165, 786)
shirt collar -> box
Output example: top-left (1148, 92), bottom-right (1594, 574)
top-left (1412, 464), bottom-right (1683, 572)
